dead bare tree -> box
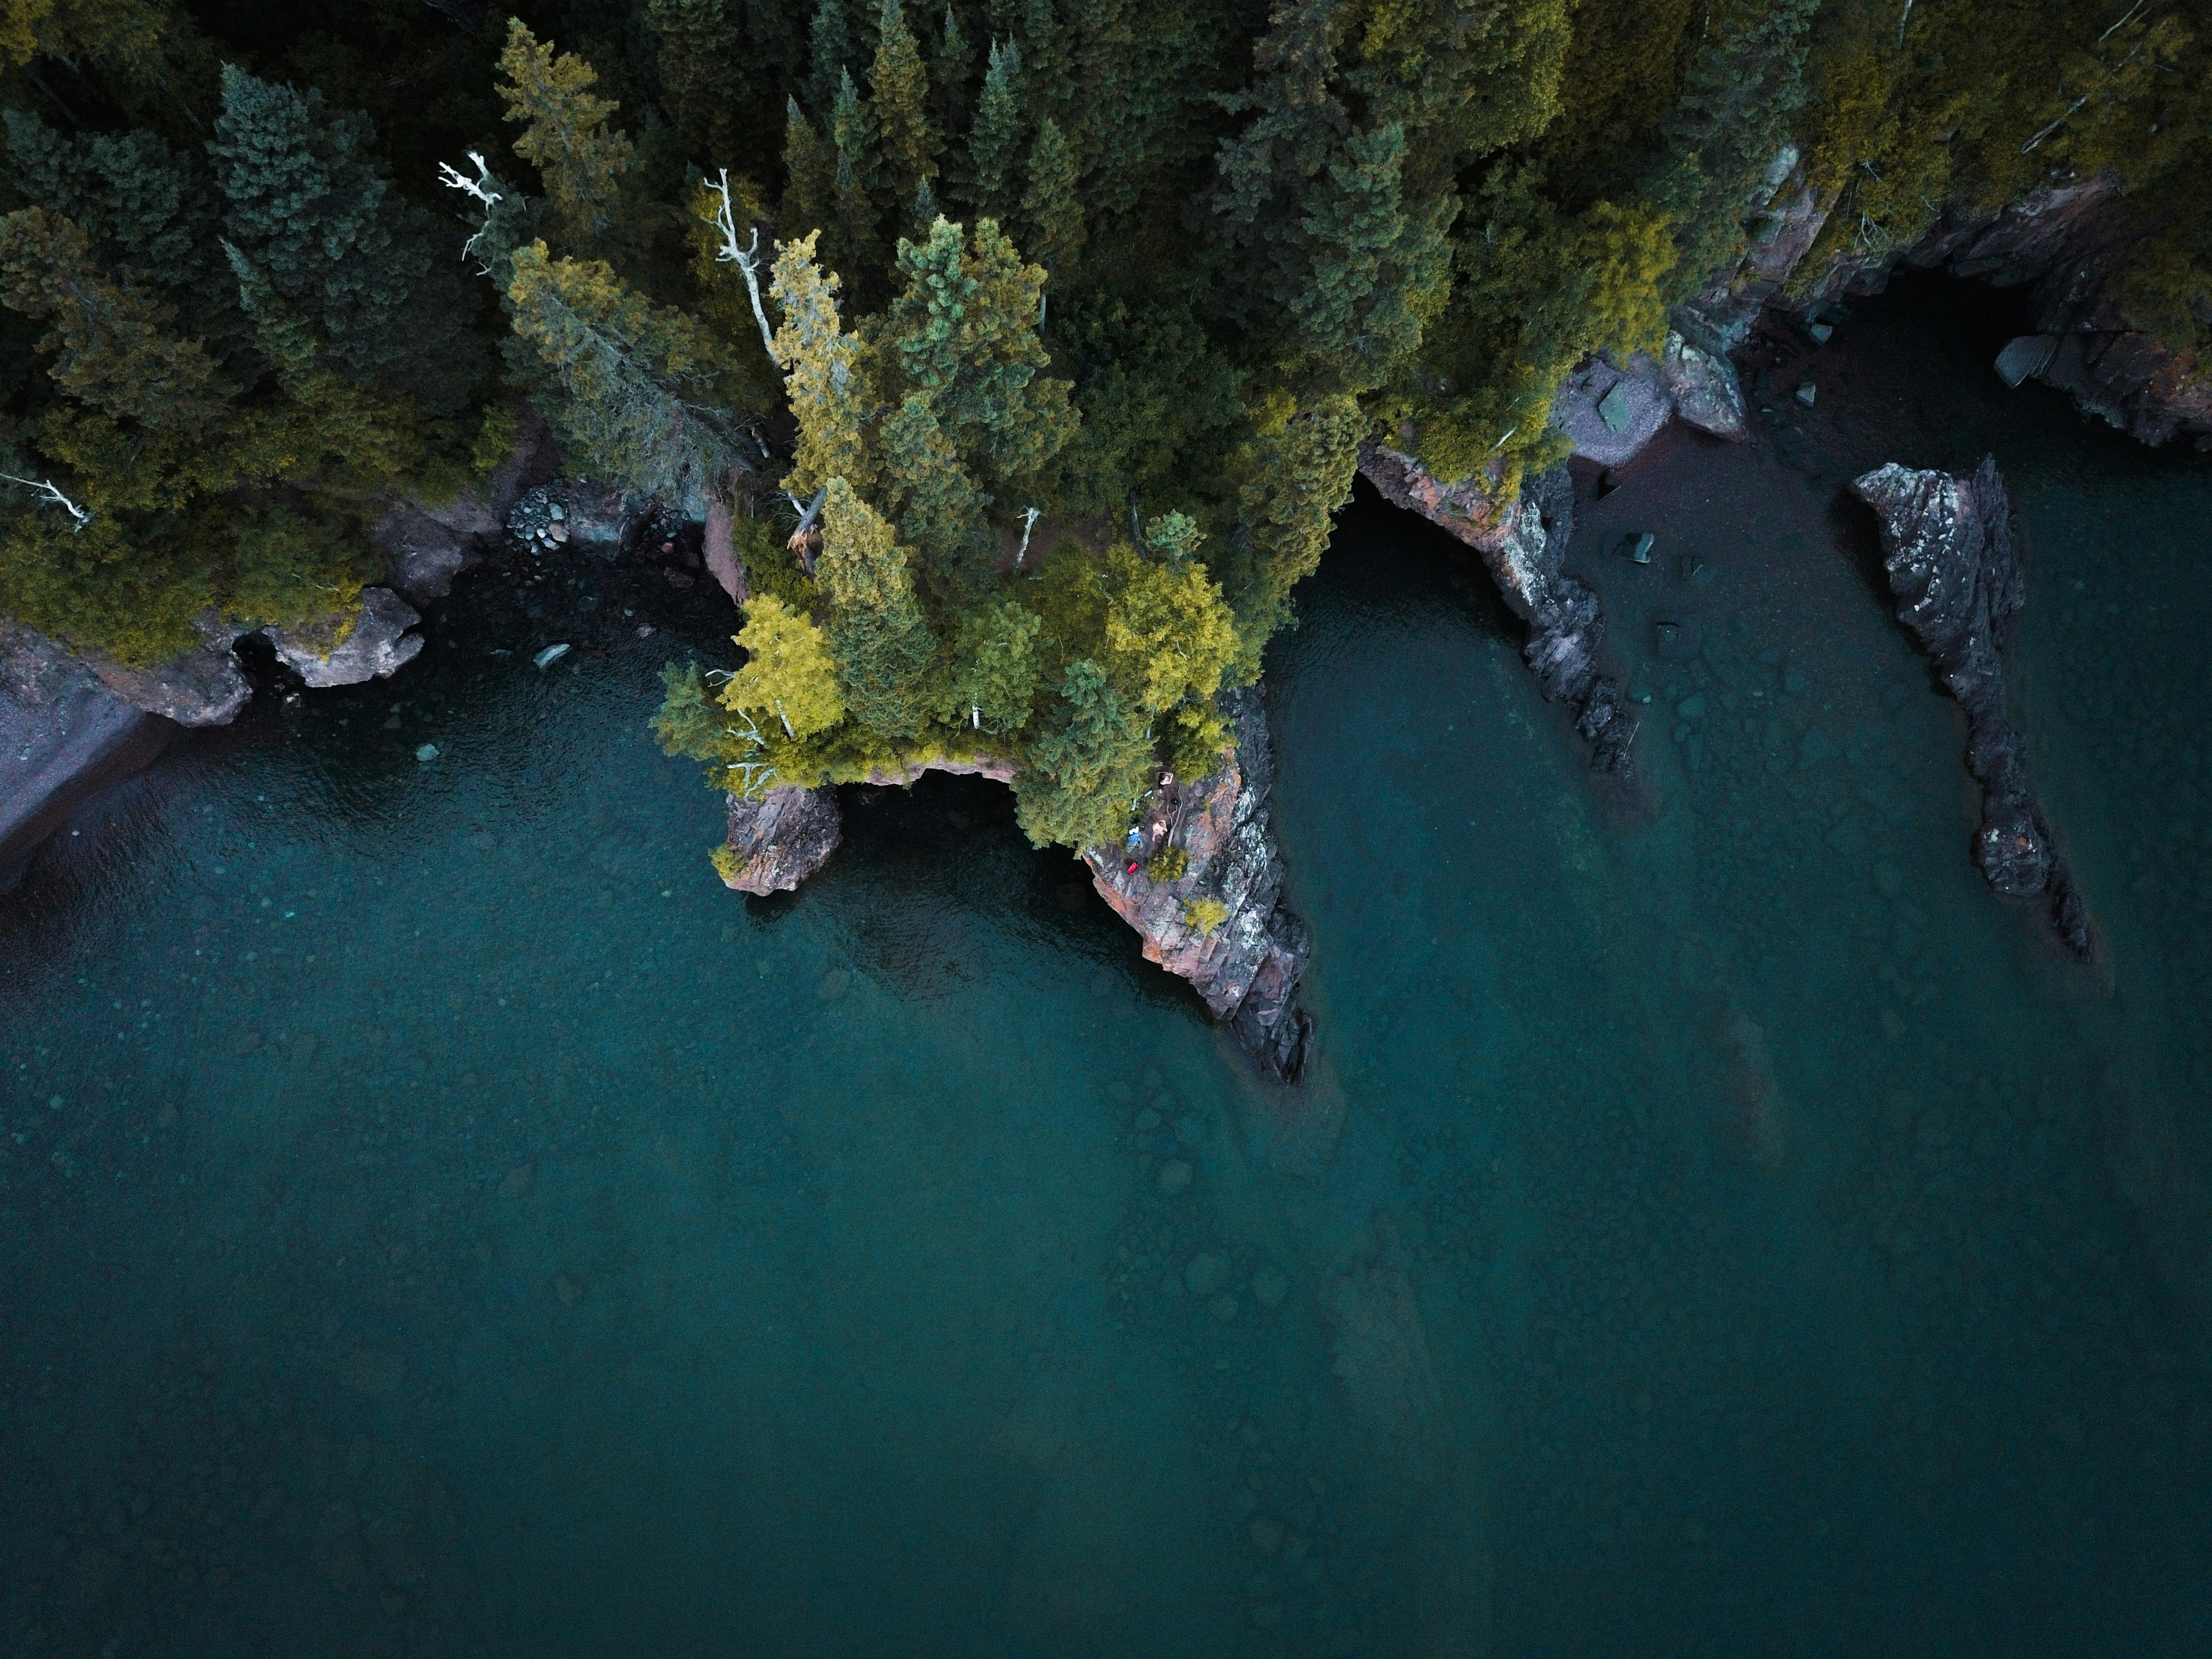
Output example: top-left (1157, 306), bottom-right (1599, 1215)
top-left (704, 169), bottom-right (779, 369)
top-left (437, 152), bottom-right (505, 274)
top-left (0, 472), bottom-right (92, 531)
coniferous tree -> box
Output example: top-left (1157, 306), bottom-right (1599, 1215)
top-left (828, 66), bottom-right (883, 293)
top-left (210, 64), bottom-right (479, 413)
top-left (815, 477), bottom-right (936, 739)
top-left (807, 0), bottom-right (859, 121)
top-left (883, 217), bottom-right (1073, 507)
top-left (879, 389), bottom-right (988, 587)
top-left (782, 96), bottom-right (837, 238)
top-left (724, 593), bottom-right (847, 741)
top-left (1020, 116), bottom-right (1083, 282)
top-left (1, 113), bottom-right (227, 312)
top-left (495, 21), bottom-right (639, 258)
top-left (507, 242), bottom-right (752, 514)
top-left (937, 599), bottom-right (1042, 734)
top-left (769, 232), bottom-right (871, 497)
top-left (1017, 0), bottom-right (1069, 122)
top-left (966, 37), bottom-right (1024, 221)
top-left (1013, 658), bottom-right (1154, 848)
top-left (0, 207), bottom-right (231, 432)
top-left (929, 4), bottom-right (975, 147)
top-left (647, 0), bottom-right (749, 162)
top-left (870, 0), bottom-right (939, 213)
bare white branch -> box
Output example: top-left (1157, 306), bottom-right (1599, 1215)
top-left (2021, 93), bottom-right (2091, 153)
top-left (1015, 505), bottom-right (1041, 566)
top-left (704, 169), bottom-right (779, 367)
top-left (438, 152), bottom-right (505, 273)
top-left (1898, 0), bottom-right (1914, 44)
top-left (2099, 0), bottom-right (2148, 44)
top-left (438, 150), bottom-right (502, 208)
top-left (0, 472), bottom-right (92, 531)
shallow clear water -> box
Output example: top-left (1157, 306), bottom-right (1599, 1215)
top-left (4, 279), bottom-right (2210, 1655)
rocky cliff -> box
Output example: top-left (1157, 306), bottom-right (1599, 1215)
top-left (714, 689), bottom-right (1315, 1081)
top-left (1083, 685), bottom-right (1313, 1082)
top-left (1358, 449), bottom-right (1638, 781)
top-left (1850, 458), bottom-right (2094, 961)
top-left (1695, 168), bottom-right (2209, 452)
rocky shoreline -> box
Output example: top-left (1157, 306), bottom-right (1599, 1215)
top-left (714, 686), bottom-right (1315, 1082)
top-left (5, 158), bottom-right (2197, 1020)
top-left (1851, 458), bottom-right (2094, 961)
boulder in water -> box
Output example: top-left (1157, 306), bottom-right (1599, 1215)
top-left (718, 784), bottom-right (843, 895)
top-left (264, 588), bottom-right (424, 688)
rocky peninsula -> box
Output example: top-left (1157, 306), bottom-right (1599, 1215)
top-left (1851, 458), bottom-right (2094, 961)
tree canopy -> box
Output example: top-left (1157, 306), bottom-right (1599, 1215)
top-left (0, 0), bottom-right (2201, 848)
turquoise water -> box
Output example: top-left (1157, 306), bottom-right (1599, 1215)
top-left (4, 280), bottom-right (2210, 1654)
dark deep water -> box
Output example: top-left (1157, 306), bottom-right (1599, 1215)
top-left (4, 276), bottom-right (2210, 1656)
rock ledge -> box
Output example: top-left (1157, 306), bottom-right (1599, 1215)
top-left (1850, 457), bottom-right (2094, 959)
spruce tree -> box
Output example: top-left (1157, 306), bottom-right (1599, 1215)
top-left (647, 0), bottom-right (748, 161)
top-left (879, 389), bottom-right (988, 587)
top-left (768, 232), bottom-right (872, 497)
top-left (1013, 658), bottom-right (1154, 849)
top-left (507, 242), bottom-right (750, 514)
top-left (884, 217), bottom-right (1073, 505)
top-left (937, 599), bottom-right (1042, 735)
top-left (967, 37), bottom-right (1024, 221)
top-left (2, 112), bottom-right (225, 309)
top-left (870, 0), bottom-right (940, 212)
top-left (828, 66), bottom-right (883, 294)
top-left (1021, 117), bottom-right (1083, 281)
top-left (815, 477), bottom-right (936, 739)
top-left (807, 0), bottom-right (859, 122)
top-left (930, 4), bottom-right (975, 148)
top-left (1102, 540), bottom-right (1237, 713)
top-left (782, 96), bottom-right (838, 238)
top-left (495, 20), bottom-right (639, 257)
top-left (1018, 0), bottom-right (1069, 122)
top-left (210, 64), bottom-right (479, 414)
top-left (723, 593), bottom-right (847, 741)
top-left (0, 206), bottom-right (231, 432)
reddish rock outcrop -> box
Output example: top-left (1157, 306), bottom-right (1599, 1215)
top-left (1083, 685), bottom-right (1312, 1082)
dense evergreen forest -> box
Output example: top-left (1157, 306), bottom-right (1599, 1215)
top-left (1, 0), bottom-right (2204, 851)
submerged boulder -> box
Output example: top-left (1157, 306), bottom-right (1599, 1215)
top-left (1083, 685), bottom-right (1314, 1082)
top-left (1851, 457), bottom-right (2094, 959)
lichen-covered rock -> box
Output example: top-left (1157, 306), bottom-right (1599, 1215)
top-left (0, 621), bottom-right (167, 873)
top-left (1851, 458), bottom-right (2093, 959)
top-left (84, 618), bottom-right (251, 727)
top-left (1658, 330), bottom-right (1749, 440)
top-left (718, 784), bottom-right (843, 894)
top-left (265, 588), bottom-right (424, 688)
top-left (1355, 439), bottom-right (1513, 550)
top-left (1083, 685), bottom-right (1313, 1082)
